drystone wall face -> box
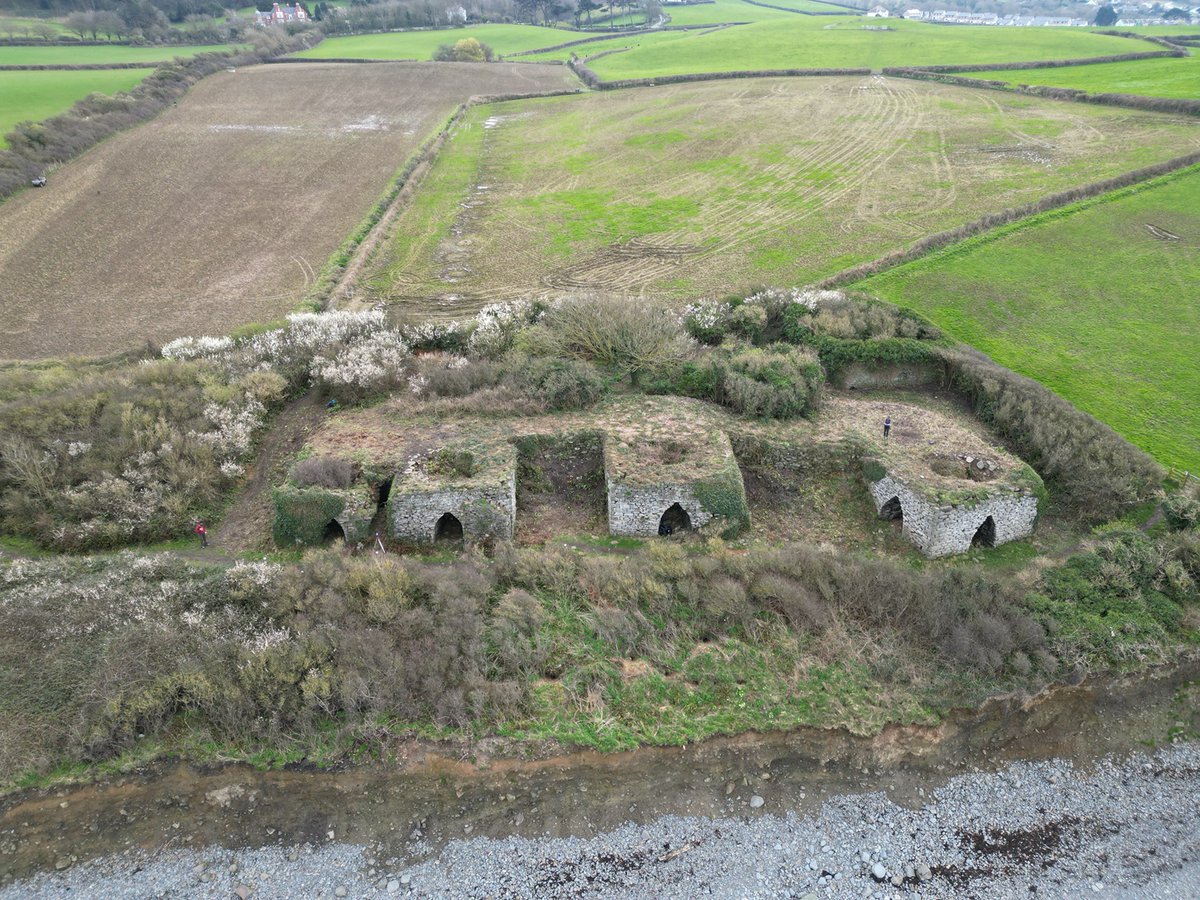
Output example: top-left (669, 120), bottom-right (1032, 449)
top-left (388, 471), bottom-right (516, 544)
top-left (835, 361), bottom-right (943, 391)
top-left (869, 473), bottom-right (1038, 558)
top-left (606, 480), bottom-right (714, 537)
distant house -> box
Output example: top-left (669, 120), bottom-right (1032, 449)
top-left (254, 3), bottom-right (309, 26)
top-left (903, 8), bottom-right (924, 19)
top-left (867, 5), bottom-right (891, 16)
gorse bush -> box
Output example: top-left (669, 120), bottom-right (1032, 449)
top-left (0, 359), bottom-right (284, 550)
top-left (718, 345), bottom-right (824, 419)
top-left (1164, 494), bottom-right (1200, 532)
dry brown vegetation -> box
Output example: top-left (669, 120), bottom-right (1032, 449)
top-left (0, 61), bottom-right (576, 361)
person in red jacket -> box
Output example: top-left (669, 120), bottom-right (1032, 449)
top-left (194, 520), bottom-right (208, 548)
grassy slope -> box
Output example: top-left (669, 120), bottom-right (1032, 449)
top-left (962, 55), bottom-right (1200, 100)
top-left (590, 18), bottom-right (1148, 78)
top-left (0, 43), bottom-right (241, 65)
top-left (293, 25), bottom-right (574, 59)
top-left (860, 168), bottom-right (1200, 472)
top-left (368, 77), bottom-right (1200, 320)
top-left (0, 69), bottom-right (148, 148)
top-left (0, 15), bottom-right (70, 34)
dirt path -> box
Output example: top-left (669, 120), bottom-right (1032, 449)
top-left (208, 391), bottom-right (330, 555)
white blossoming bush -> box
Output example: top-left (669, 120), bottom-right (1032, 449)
top-left (399, 319), bottom-right (467, 352)
top-left (467, 300), bottom-right (544, 359)
top-left (310, 330), bottom-right (411, 403)
top-left (160, 334), bottom-right (234, 361)
top-left (680, 299), bottom-right (732, 345)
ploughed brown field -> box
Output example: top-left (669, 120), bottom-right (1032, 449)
top-left (0, 61), bottom-right (576, 360)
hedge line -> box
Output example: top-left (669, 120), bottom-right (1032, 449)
top-left (0, 33), bottom-right (317, 202)
top-left (311, 84), bottom-right (585, 308)
top-left (0, 62), bottom-right (163, 70)
top-left (887, 66), bottom-right (1200, 117)
top-left (508, 24), bottom-right (727, 58)
top-left (262, 56), bottom-right (400, 64)
top-left (739, 0), bottom-right (853, 16)
top-left (891, 49), bottom-right (1182, 74)
top-left (581, 66), bottom-right (872, 90)
top-left (817, 151), bottom-right (1200, 288)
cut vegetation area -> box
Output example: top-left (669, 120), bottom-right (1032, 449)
top-left (860, 167), bottom-right (1200, 472)
top-left (366, 76), bottom-right (1200, 319)
top-left (588, 18), bottom-right (1148, 80)
top-left (960, 55), bottom-right (1200, 101)
top-left (0, 68), bottom-right (148, 147)
top-left (0, 43), bottom-right (242, 65)
top-left (292, 24), bottom-right (574, 60)
top-left (0, 61), bottom-right (577, 360)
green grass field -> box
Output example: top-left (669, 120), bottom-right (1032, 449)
top-left (859, 168), bottom-right (1200, 471)
top-left (366, 76), bottom-right (1200, 329)
top-left (963, 55), bottom-right (1200, 101)
top-left (0, 43), bottom-right (241, 65)
top-left (658, 0), bottom-right (803, 25)
top-left (293, 25), bottom-right (575, 60)
top-left (0, 69), bottom-right (149, 147)
top-left (588, 18), bottom-right (1149, 78)
top-left (521, 28), bottom-right (705, 62)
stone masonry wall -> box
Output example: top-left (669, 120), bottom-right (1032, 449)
top-left (869, 473), bottom-right (1038, 558)
top-left (389, 471), bottom-right (516, 544)
top-left (606, 480), bottom-right (714, 537)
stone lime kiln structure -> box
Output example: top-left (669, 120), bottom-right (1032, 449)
top-left (388, 444), bottom-right (516, 545)
top-left (865, 453), bottom-right (1041, 558)
top-left (602, 427), bottom-right (750, 538)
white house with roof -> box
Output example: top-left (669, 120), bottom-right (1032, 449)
top-left (254, 3), bottom-right (309, 26)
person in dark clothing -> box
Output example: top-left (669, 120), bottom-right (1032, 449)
top-left (194, 520), bottom-right (208, 548)
top-left (883, 416), bottom-right (892, 440)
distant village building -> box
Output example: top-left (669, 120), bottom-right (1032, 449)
top-left (867, 5), bottom-right (891, 16)
top-left (254, 3), bottom-right (309, 26)
top-left (904, 8), bottom-right (924, 19)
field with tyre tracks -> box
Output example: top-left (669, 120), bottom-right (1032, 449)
top-left (365, 75), bottom-right (1200, 319)
top-left (0, 60), bottom-right (576, 360)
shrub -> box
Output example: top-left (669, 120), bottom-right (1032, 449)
top-left (1164, 494), bottom-right (1200, 532)
top-left (271, 486), bottom-right (346, 547)
top-left (522, 295), bottom-right (693, 381)
top-left (718, 345), bottom-right (824, 419)
top-left (505, 355), bottom-right (607, 411)
top-left (433, 37), bottom-right (495, 62)
top-left (293, 456), bottom-right (355, 490)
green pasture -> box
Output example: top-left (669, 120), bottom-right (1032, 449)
top-left (962, 55), bottom-right (1200, 100)
top-left (0, 43), bottom-right (241, 65)
top-left (0, 69), bottom-right (148, 147)
top-left (292, 24), bottom-right (574, 60)
top-left (658, 0), bottom-right (800, 25)
top-left (860, 168), bottom-right (1200, 472)
top-left (588, 17), bottom-right (1149, 78)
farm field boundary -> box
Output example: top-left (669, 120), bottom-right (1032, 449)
top-left (0, 35), bottom-right (315, 201)
top-left (569, 57), bottom-right (870, 88)
top-left (859, 167), bottom-right (1200, 470)
top-left (0, 62), bottom-right (160, 70)
top-left (818, 153), bottom-right (1200, 288)
top-left (362, 76), bottom-right (1200, 320)
top-left (884, 67), bottom-right (1200, 117)
top-left (739, 0), bottom-right (852, 16)
top-left (0, 61), bottom-right (579, 360)
top-left (319, 84), bottom-right (587, 309)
